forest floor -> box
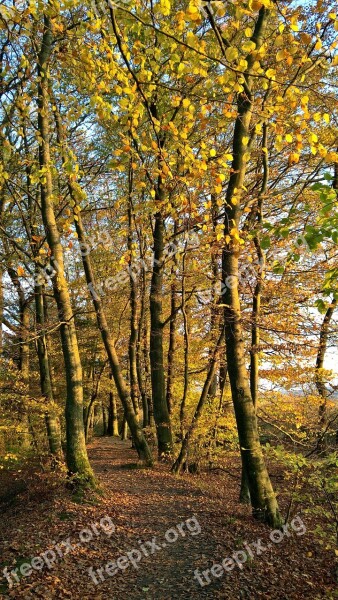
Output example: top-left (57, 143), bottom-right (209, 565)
top-left (0, 437), bottom-right (337, 600)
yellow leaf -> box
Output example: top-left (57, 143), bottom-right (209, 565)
top-left (242, 41), bottom-right (256, 53)
top-left (210, 149), bottom-right (216, 157)
top-left (17, 266), bottom-right (25, 277)
top-left (159, 0), bottom-right (171, 15)
top-left (285, 134), bottom-right (293, 143)
top-left (248, 0), bottom-right (262, 10)
top-left (266, 68), bottom-right (276, 80)
top-left (289, 152), bottom-right (299, 164)
top-left (225, 46), bottom-right (239, 62)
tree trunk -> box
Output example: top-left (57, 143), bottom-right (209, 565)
top-left (127, 178), bottom-right (140, 418)
top-left (208, 194), bottom-right (221, 400)
top-left (6, 264), bottom-right (30, 450)
top-left (136, 236), bottom-right (151, 427)
top-left (172, 329), bottom-right (224, 474)
top-left (121, 412), bottom-right (128, 440)
top-left (166, 222), bottom-right (178, 414)
top-left (35, 282), bottom-right (63, 459)
top-left (179, 241), bottom-right (189, 439)
top-left (107, 377), bottom-right (119, 436)
top-left (250, 123), bottom-right (268, 410)
top-left (19, 301), bottom-right (30, 450)
top-left (37, 17), bottom-right (94, 484)
top-left (316, 297), bottom-right (336, 425)
top-left (150, 211), bottom-right (173, 456)
top-left (102, 402), bottom-right (108, 436)
top-left (215, 6), bottom-right (280, 526)
top-left (73, 207), bottom-right (152, 464)
top-left (53, 100), bottom-right (152, 466)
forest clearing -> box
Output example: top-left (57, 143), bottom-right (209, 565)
top-left (0, 0), bottom-right (337, 598)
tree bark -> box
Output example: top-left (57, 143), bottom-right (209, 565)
top-left (150, 211), bottom-right (173, 456)
top-left (166, 222), bottom-right (178, 415)
top-left (37, 16), bottom-right (94, 484)
top-left (127, 174), bottom-right (140, 419)
top-left (136, 233), bottom-right (151, 427)
top-left (250, 122), bottom-right (268, 410)
top-left (179, 241), bottom-right (189, 439)
top-left (35, 282), bottom-right (63, 459)
top-left (315, 298), bottom-right (336, 425)
top-left (107, 375), bottom-right (119, 436)
top-left (214, 6), bottom-right (280, 526)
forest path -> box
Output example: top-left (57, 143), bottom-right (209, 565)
top-left (85, 436), bottom-right (230, 599)
top-left (0, 436), bottom-right (334, 599)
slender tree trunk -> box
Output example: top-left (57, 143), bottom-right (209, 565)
top-left (6, 264), bottom-right (31, 449)
top-left (315, 298), bottom-right (336, 426)
top-left (207, 362), bottom-right (227, 464)
top-left (179, 241), bottom-right (189, 439)
top-left (35, 282), bottom-right (63, 459)
top-left (136, 237), bottom-right (149, 427)
top-left (215, 6), bottom-right (280, 525)
top-left (102, 402), bottom-right (108, 436)
top-left (142, 300), bottom-right (154, 427)
top-left (37, 17), bottom-right (94, 483)
top-left (172, 329), bottom-right (224, 474)
top-left (242, 124), bottom-right (268, 502)
top-left (208, 194), bottom-right (220, 400)
top-left (19, 301), bottom-right (30, 450)
top-left (107, 376), bottom-right (119, 436)
top-left (53, 101), bottom-right (152, 466)
top-left (121, 413), bottom-right (128, 440)
top-left (127, 175), bottom-right (140, 419)
top-left (150, 211), bottom-right (173, 456)
top-left (250, 123), bottom-right (268, 410)
top-left (166, 222), bottom-right (178, 415)
top-left (73, 208), bottom-right (152, 463)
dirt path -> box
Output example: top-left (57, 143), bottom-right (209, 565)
top-left (0, 437), bottom-right (335, 599)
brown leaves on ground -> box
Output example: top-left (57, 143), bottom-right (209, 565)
top-left (0, 438), bottom-right (336, 599)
